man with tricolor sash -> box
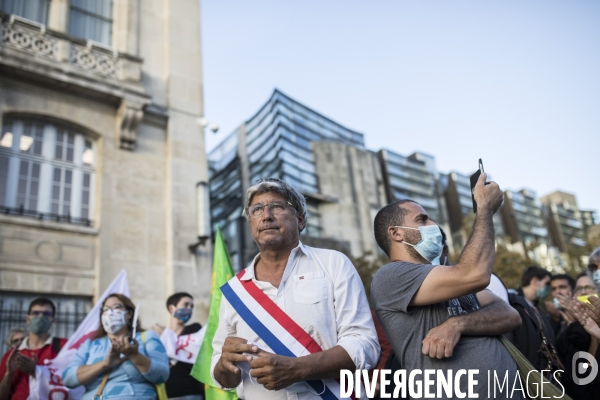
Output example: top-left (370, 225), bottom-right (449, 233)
top-left (210, 178), bottom-right (380, 399)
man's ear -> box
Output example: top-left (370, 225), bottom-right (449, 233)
top-left (388, 226), bottom-right (404, 243)
top-left (297, 213), bottom-right (306, 232)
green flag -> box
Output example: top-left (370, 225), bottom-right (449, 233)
top-left (191, 227), bottom-right (238, 400)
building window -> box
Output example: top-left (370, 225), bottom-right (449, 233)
top-left (68, 0), bottom-right (113, 45)
top-left (0, 0), bottom-right (50, 25)
top-left (0, 118), bottom-right (95, 225)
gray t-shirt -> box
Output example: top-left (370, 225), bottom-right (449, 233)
top-left (371, 261), bottom-right (523, 400)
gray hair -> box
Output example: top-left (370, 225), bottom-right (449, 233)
top-left (242, 178), bottom-right (307, 231)
top-left (6, 325), bottom-right (27, 347)
top-left (589, 247), bottom-right (600, 269)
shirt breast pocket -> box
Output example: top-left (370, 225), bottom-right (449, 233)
top-left (292, 272), bottom-right (329, 304)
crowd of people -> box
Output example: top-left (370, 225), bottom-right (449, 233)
top-left (1, 175), bottom-right (600, 400)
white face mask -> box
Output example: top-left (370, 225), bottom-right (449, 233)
top-left (102, 309), bottom-right (128, 335)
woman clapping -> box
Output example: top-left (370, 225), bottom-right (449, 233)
top-left (63, 294), bottom-right (169, 399)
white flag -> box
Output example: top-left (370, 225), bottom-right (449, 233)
top-left (160, 325), bottom-right (206, 364)
top-left (28, 270), bottom-right (130, 400)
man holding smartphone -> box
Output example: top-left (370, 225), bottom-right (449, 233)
top-left (371, 172), bottom-right (523, 399)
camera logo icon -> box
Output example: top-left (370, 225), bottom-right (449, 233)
top-left (572, 351), bottom-right (598, 386)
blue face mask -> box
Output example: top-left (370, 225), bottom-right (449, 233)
top-left (395, 225), bottom-right (443, 263)
top-left (174, 308), bottom-right (192, 323)
top-left (593, 271), bottom-right (600, 288)
top-left (431, 254), bottom-right (447, 266)
top-left (536, 285), bottom-right (550, 300)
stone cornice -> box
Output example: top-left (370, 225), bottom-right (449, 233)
top-left (0, 14), bottom-right (151, 150)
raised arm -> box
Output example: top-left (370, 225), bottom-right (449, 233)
top-left (421, 290), bottom-right (521, 359)
top-left (411, 173), bottom-right (504, 306)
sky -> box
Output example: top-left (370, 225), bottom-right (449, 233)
top-left (200, 0), bottom-right (600, 212)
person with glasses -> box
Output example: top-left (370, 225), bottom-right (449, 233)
top-left (5, 326), bottom-right (27, 350)
top-left (211, 178), bottom-right (379, 399)
top-left (0, 298), bottom-right (66, 400)
top-left (62, 293), bottom-right (170, 399)
top-left (555, 271), bottom-right (600, 399)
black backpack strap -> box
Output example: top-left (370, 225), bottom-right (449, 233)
top-left (52, 337), bottom-right (62, 355)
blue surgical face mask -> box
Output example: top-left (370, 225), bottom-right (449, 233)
top-left (395, 225), bottom-right (443, 263)
top-left (536, 285), bottom-right (550, 300)
top-left (593, 271), bottom-right (600, 288)
top-left (174, 308), bottom-right (192, 323)
top-left (552, 297), bottom-right (562, 310)
top-left (431, 254), bottom-right (448, 266)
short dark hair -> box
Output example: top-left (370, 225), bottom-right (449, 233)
top-left (166, 292), bottom-right (194, 310)
top-left (521, 266), bottom-right (551, 288)
top-left (550, 274), bottom-right (575, 291)
top-left (439, 226), bottom-right (447, 247)
top-left (28, 297), bottom-right (56, 317)
top-left (374, 199), bottom-right (418, 257)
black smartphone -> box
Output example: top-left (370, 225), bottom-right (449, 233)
top-left (469, 159), bottom-right (485, 213)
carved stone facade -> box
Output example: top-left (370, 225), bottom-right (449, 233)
top-left (0, 1), bottom-right (211, 329)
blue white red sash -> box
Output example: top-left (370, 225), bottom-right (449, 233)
top-left (221, 271), bottom-right (347, 400)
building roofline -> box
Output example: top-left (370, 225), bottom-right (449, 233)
top-left (245, 88), bottom-right (364, 138)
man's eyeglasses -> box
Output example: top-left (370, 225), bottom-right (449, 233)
top-left (588, 263), bottom-right (598, 272)
top-left (29, 311), bottom-right (53, 317)
top-left (248, 201), bottom-right (295, 218)
top-left (101, 304), bottom-right (126, 313)
top-left (575, 285), bottom-right (596, 294)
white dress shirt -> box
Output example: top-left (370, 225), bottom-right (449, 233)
top-left (210, 242), bottom-right (380, 400)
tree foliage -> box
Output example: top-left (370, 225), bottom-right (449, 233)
top-left (493, 244), bottom-right (530, 290)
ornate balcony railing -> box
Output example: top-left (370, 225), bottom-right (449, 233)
top-left (1, 205), bottom-right (93, 227)
top-left (0, 14), bottom-right (142, 82)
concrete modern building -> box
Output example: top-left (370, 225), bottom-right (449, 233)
top-left (540, 191), bottom-right (587, 252)
top-left (581, 209), bottom-right (598, 238)
top-left (501, 189), bottom-right (548, 247)
top-left (377, 149), bottom-right (452, 246)
top-left (441, 170), bottom-right (505, 252)
top-left (0, 0), bottom-right (210, 352)
top-left (312, 141), bottom-right (388, 258)
top-left (208, 89), bottom-right (380, 270)
top-left (498, 188), bottom-right (567, 269)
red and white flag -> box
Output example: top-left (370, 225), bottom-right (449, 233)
top-left (28, 270), bottom-right (130, 400)
top-left (160, 325), bottom-right (206, 365)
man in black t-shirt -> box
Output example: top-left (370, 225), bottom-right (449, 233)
top-left (153, 292), bottom-right (205, 400)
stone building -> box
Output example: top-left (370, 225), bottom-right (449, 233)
top-left (0, 0), bottom-right (210, 351)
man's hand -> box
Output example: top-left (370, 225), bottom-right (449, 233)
top-left (473, 172), bottom-right (503, 214)
top-left (422, 318), bottom-right (462, 359)
top-left (217, 337), bottom-right (258, 374)
top-left (573, 301), bottom-right (600, 341)
top-left (5, 350), bottom-right (19, 376)
top-left (585, 295), bottom-right (600, 326)
top-left (250, 350), bottom-right (300, 391)
top-left (16, 353), bottom-right (37, 376)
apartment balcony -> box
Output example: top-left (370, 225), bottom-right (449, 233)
top-left (1, 14), bottom-right (148, 106)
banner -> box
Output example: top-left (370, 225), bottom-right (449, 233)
top-left (160, 325), bottom-right (206, 364)
top-left (28, 270), bottom-right (130, 400)
top-left (191, 227), bottom-right (238, 400)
